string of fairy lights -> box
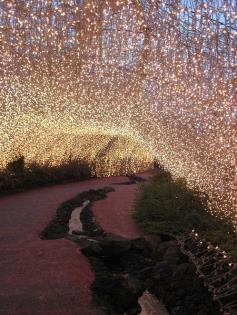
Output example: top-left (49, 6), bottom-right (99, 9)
top-left (0, 1), bottom-right (236, 226)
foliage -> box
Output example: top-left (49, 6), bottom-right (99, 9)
top-left (134, 169), bottom-right (237, 259)
top-left (0, 156), bottom-right (92, 196)
top-left (6, 155), bottom-right (25, 175)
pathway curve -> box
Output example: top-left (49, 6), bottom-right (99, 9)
top-left (0, 173), bottom-right (151, 315)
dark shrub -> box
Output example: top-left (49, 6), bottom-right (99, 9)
top-left (0, 156), bottom-right (93, 196)
top-left (134, 168), bottom-right (237, 258)
top-left (6, 156), bottom-right (25, 175)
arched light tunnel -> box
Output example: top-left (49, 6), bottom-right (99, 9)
top-left (0, 1), bottom-right (236, 226)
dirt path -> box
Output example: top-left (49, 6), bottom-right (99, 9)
top-left (0, 173), bottom-right (151, 315)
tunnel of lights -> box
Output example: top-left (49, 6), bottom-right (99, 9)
top-left (0, 1), bottom-right (236, 225)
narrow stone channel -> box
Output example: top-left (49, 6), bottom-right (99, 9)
top-left (68, 193), bottom-right (169, 315)
top-left (41, 185), bottom-right (170, 314)
top-left (41, 184), bottom-right (220, 315)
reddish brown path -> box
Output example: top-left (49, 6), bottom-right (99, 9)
top-left (0, 173), bottom-right (151, 315)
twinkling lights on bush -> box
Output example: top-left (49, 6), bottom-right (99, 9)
top-left (0, 1), bottom-right (236, 225)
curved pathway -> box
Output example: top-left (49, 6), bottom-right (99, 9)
top-left (0, 173), bottom-right (151, 315)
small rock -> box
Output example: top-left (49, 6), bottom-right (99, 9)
top-left (112, 274), bottom-right (143, 312)
top-left (131, 237), bottom-right (152, 257)
top-left (163, 244), bottom-right (180, 261)
top-left (197, 305), bottom-right (209, 315)
top-left (127, 302), bottom-right (142, 315)
top-left (154, 240), bottom-right (177, 259)
top-left (80, 239), bottom-right (102, 256)
top-left (72, 230), bottom-right (87, 236)
top-left (96, 233), bottom-right (132, 257)
top-left (172, 263), bottom-right (190, 280)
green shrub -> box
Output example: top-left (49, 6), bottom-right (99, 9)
top-left (134, 169), bottom-right (237, 258)
top-left (0, 156), bottom-right (93, 196)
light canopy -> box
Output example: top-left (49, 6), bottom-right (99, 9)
top-left (0, 1), bottom-right (236, 225)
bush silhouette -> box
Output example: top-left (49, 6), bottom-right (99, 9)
top-left (6, 156), bottom-right (25, 175)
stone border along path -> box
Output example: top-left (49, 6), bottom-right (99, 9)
top-left (66, 187), bottom-right (170, 315)
top-left (0, 171), bottom-right (169, 315)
